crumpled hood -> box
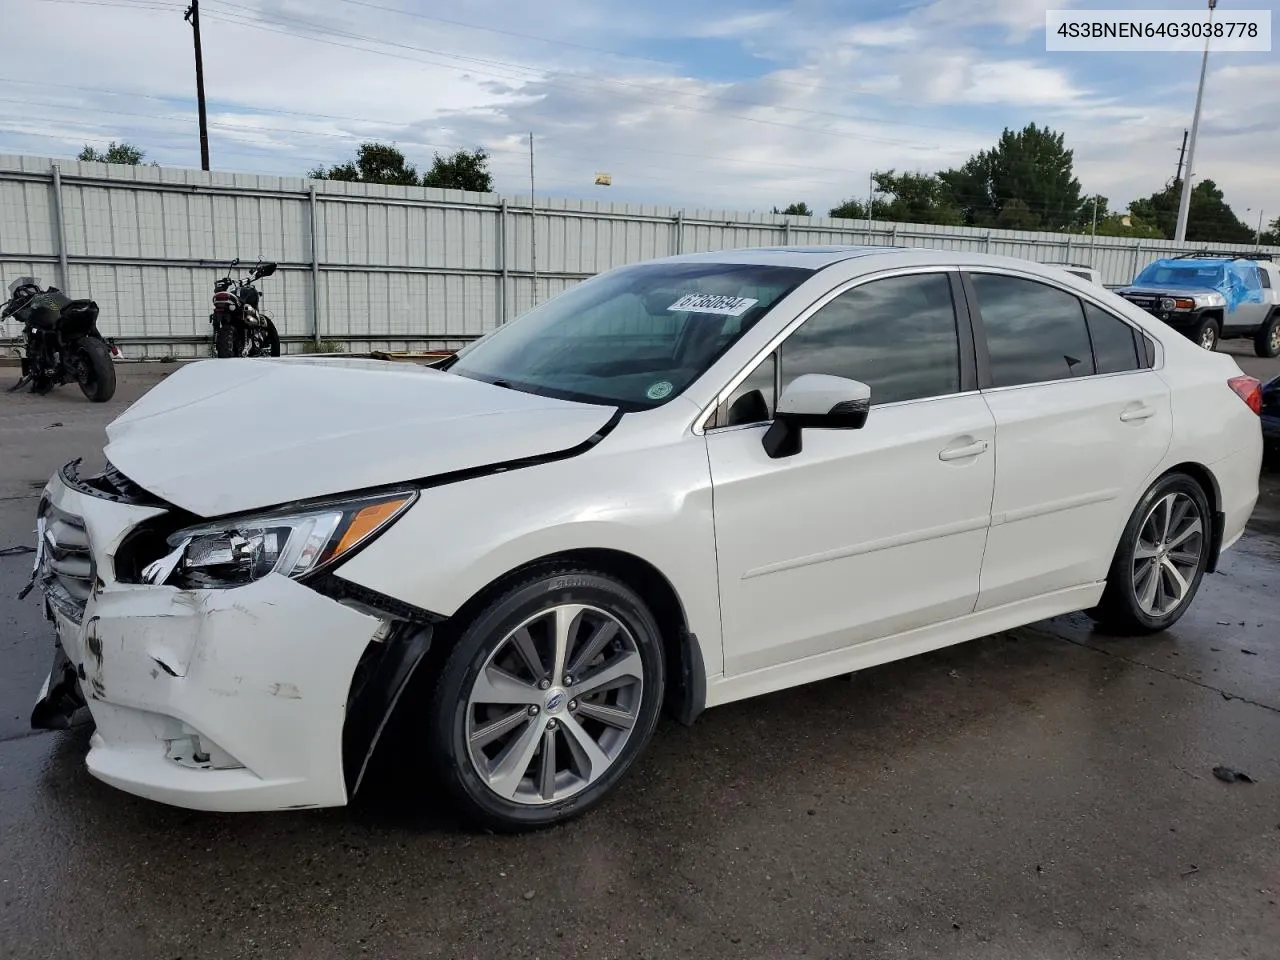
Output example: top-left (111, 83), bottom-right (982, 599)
top-left (104, 357), bottom-right (617, 517)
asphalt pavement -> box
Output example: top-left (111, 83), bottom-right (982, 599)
top-left (1, 352), bottom-right (1279, 960)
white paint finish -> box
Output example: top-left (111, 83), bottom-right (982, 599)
top-left (775, 374), bottom-right (870, 416)
top-left (40, 474), bottom-right (382, 812)
top-left (333, 403), bottom-right (726, 678)
top-left (102, 356), bottom-right (617, 517)
top-left (22, 244), bottom-right (1266, 813)
top-left (706, 394), bottom-right (996, 676)
top-left (976, 371), bottom-right (1174, 610)
top-left (705, 583), bottom-right (1104, 708)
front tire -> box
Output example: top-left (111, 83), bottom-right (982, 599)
top-left (1254, 313), bottom-right (1280, 358)
top-left (1193, 316), bottom-right (1220, 351)
top-left (1090, 473), bottom-right (1212, 634)
top-left (428, 566), bottom-right (666, 832)
top-left (76, 337), bottom-right (116, 402)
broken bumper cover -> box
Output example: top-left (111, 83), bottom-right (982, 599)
top-left (30, 469), bottom-right (388, 812)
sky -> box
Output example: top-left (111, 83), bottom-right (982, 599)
top-left (0, 0), bottom-right (1276, 224)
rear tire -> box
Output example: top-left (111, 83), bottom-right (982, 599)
top-left (263, 318), bottom-right (281, 357)
top-left (427, 566), bottom-right (666, 832)
top-left (1254, 313), bottom-right (1280, 358)
top-left (1193, 316), bottom-right (1220, 351)
top-left (1089, 473), bottom-right (1212, 634)
top-left (214, 324), bottom-right (239, 359)
top-left (76, 337), bottom-right (116, 402)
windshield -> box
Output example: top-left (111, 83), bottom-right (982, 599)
top-left (447, 261), bottom-right (812, 409)
top-left (1133, 263), bottom-right (1226, 289)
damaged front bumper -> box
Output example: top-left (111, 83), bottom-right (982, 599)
top-left (27, 462), bottom-right (428, 812)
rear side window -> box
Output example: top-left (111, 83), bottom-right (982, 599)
top-left (969, 274), bottom-right (1095, 387)
top-left (1084, 303), bottom-right (1141, 374)
top-left (1260, 269), bottom-right (1272, 289)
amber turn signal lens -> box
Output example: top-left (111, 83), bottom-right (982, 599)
top-left (331, 496), bottom-right (413, 559)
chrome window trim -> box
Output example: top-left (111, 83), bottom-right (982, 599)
top-left (692, 265), bottom-right (961, 436)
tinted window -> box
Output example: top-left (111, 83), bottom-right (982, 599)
top-left (778, 273), bottom-right (961, 406)
top-left (1084, 302), bottom-right (1141, 374)
top-left (713, 351), bottom-right (777, 427)
top-left (1260, 269), bottom-right (1272, 289)
top-left (971, 274), bottom-right (1095, 387)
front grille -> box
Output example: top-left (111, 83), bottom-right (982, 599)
top-left (39, 503), bottom-right (94, 623)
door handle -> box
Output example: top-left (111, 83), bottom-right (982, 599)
top-left (1120, 403), bottom-right (1156, 422)
top-left (938, 439), bottom-right (989, 461)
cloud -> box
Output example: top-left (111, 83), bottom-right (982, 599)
top-left (0, 0), bottom-right (1274, 221)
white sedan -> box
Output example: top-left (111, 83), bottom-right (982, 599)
top-left (26, 246), bottom-right (1264, 830)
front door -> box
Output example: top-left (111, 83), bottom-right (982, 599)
top-left (705, 270), bottom-right (997, 678)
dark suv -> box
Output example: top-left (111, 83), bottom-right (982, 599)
top-left (1114, 252), bottom-right (1280, 356)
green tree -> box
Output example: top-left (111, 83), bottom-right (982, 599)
top-left (829, 197), bottom-right (892, 220)
top-left (421, 148), bottom-right (493, 192)
top-left (1129, 179), bottom-right (1253, 244)
top-left (772, 202), bottom-right (813, 216)
top-left (870, 170), bottom-right (963, 225)
top-left (309, 142), bottom-right (420, 186)
top-left (938, 123), bottom-right (1085, 231)
top-left (1261, 215), bottom-right (1280, 247)
top-left (77, 141), bottom-right (149, 165)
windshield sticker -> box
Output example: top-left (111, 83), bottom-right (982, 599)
top-left (667, 294), bottom-right (759, 316)
top-left (646, 380), bottom-right (674, 401)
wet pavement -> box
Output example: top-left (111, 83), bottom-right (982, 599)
top-left (2, 361), bottom-right (1279, 960)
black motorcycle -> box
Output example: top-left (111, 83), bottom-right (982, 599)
top-left (210, 259), bottom-right (281, 358)
top-left (2, 276), bottom-right (118, 402)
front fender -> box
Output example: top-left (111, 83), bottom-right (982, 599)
top-left (331, 434), bottom-right (725, 678)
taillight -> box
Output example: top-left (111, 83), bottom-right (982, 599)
top-left (1228, 375), bottom-right (1262, 414)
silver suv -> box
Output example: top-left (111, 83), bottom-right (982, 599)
top-left (1114, 252), bottom-right (1280, 356)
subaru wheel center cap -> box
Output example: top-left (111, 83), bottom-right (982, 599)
top-left (544, 688), bottom-right (567, 713)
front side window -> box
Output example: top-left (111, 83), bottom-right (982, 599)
top-left (709, 272), bottom-right (962, 427)
top-left (970, 273), bottom-right (1095, 387)
top-left (447, 262), bottom-right (811, 410)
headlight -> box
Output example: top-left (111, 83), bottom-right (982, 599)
top-left (1159, 298), bottom-right (1176, 312)
top-left (142, 490), bottom-right (417, 588)
top-left (1194, 292), bottom-right (1226, 308)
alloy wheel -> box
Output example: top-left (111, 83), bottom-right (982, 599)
top-left (1200, 325), bottom-right (1217, 350)
top-left (1270, 324), bottom-right (1280, 354)
top-left (464, 603), bottom-right (644, 805)
top-left (1130, 491), bottom-right (1206, 618)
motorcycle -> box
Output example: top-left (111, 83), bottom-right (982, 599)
top-left (2, 276), bottom-right (119, 402)
top-left (210, 259), bottom-right (281, 358)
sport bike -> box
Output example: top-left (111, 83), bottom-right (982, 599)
top-left (2, 276), bottom-right (118, 402)
top-left (210, 259), bottom-right (281, 358)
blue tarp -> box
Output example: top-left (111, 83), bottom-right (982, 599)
top-left (1133, 258), bottom-right (1266, 313)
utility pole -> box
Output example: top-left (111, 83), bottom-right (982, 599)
top-left (1174, 0), bottom-right (1217, 243)
top-left (529, 132), bottom-right (537, 305)
top-left (1255, 209), bottom-right (1265, 248)
top-left (1091, 195), bottom-right (1099, 238)
top-left (184, 1), bottom-right (210, 171)
top-left (1174, 129), bottom-right (1188, 185)
top-left (866, 172), bottom-right (874, 235)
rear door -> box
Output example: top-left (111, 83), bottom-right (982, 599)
top-left (964, 270), bottom-right (1174, 612)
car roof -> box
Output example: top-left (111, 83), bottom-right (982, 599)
top-left (645, 245), bottom-right (1103, 274)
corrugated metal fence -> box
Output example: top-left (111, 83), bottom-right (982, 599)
top-left (2, 152), bottom-right (1277, 357)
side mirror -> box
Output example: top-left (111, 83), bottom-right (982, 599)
top-left (256, 262), bottom-right (278, 278)
top-left (762, 374), bottom-right (870, 459)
